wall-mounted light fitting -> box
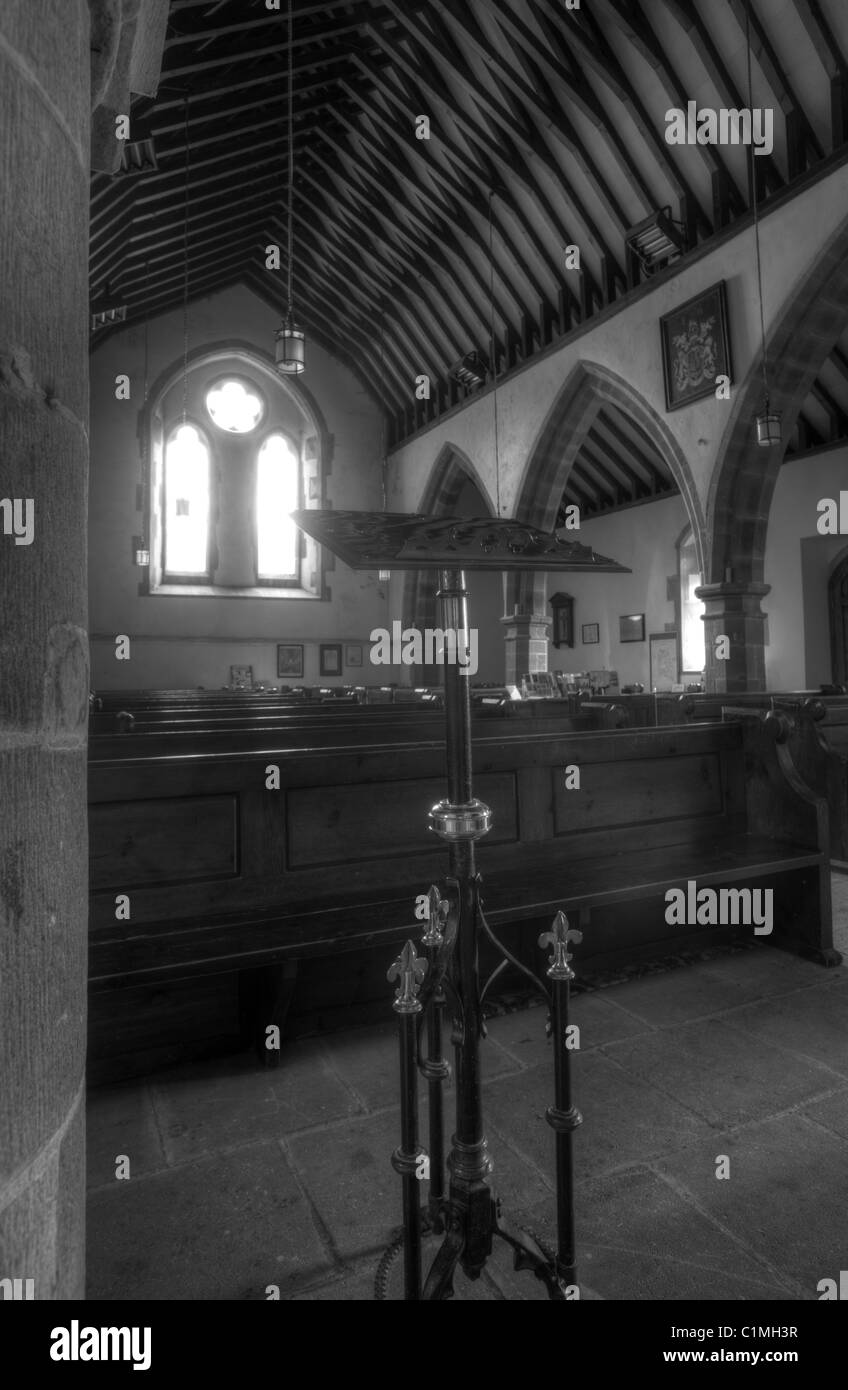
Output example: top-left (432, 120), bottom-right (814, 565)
top-left (449, 349), bottom-right (489, 391)
top-left (625, 209), bottom-right (687, 274)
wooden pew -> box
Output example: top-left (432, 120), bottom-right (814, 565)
top-left (88, 697), bottom-right (588, 759)
top-left (773, 699), bottom-right (848, 867)
top-left (88, 716), bottom-right (840, 1076)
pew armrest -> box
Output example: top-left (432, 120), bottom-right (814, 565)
top-left (742, 711), bottom-right (829, 856)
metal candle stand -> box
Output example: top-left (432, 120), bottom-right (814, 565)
top-left (376, 569), bottom-right (583, 1301)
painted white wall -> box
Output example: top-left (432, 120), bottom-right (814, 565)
top-left (546, 495), bottom-right (689, 688)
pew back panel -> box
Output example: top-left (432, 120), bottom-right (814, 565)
top-left (89, 721), bottom-right (837, 991)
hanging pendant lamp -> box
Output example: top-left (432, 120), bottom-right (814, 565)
top-left (276, 0), bottom-right (305, 374)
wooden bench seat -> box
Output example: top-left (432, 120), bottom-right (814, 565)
top-left (89, 833), bottom-right (824, 991)
top-left (87, 716), bottom-right (840, 1077)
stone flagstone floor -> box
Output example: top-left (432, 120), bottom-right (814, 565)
top-left (86, 883), bottom-right (848, 1300)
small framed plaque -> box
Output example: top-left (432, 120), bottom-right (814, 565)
top-left (320, 643), bottom-right (342, 676)
top-left (229, 664), bottom-right (254, 690)
top-left (582, 622), bottom-right (599, 645)
top-left (660, 280), bottom-right (732, 411)
top-left (277, 644), bottom-right (304, 679)
top-left (619, 614), bottom-right (645, 643)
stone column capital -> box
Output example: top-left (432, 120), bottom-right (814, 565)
top-left (695, 580), bottom-right (771, 604)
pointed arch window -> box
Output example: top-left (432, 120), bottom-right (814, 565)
top-left (163, 422), bottom-right (211, 580)
top-left (256, 432), bottom-right (300, 583)
top-left (145, 353), bottom-right (324, 599)
top-left (678, 526), bottom-right (705, 676)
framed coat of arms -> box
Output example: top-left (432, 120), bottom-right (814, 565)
top-left (660, 280), bottom-right (731, 411)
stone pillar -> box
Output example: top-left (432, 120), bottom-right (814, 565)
top-left (501, 612), bottom-right (552, 685)
top-left (696, 581), bottom-right (771, 693)
top-left (0, 0), bottom-right (92, 1300)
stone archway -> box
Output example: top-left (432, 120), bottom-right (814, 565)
top-left (706, 212), bottom-right (848, 692)
top-left (507, 361), bottom-right (705, 681)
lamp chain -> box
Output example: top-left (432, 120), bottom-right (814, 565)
top-left (745, 0), bottom-right (769, 407)
top-left (287, 0), bottom-right (294, 318)
top-left (181, 94), bottom-right (190, 427)
top-left (488, 191), bottom-right (502, 518)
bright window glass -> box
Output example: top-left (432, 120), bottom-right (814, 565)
top-left (257, 433), bottom-right (299, 579)
top-left (680, 529), bottom-right (705, 673)
top-left (206, 378), bottom-right (263, 433)
top-left (164, 423), bottom-right (210, 575)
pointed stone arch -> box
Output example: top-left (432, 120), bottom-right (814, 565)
top-left (705, 212), bottom-right (848, 690)
top-left (505, 361), bottom-right (705, 667)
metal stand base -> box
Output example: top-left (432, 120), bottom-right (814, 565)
top-left (375, 1209), bottom-right (568, 1301)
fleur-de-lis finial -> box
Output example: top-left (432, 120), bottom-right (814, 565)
top-left (421, 884), bottom-right (449, 947)
top-left (387, 940), bottom-right (428, 1013)
top-left (538, 911), bottom-right (582, 980)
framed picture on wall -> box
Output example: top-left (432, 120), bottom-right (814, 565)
top-left (345, 643), bottom-right (363, 668)
top-left (582, 622), bottom-right (600, 645)
top-left (619, 614), bottom-right (645, 643)
top-left (320, 643), bottom-right (342, 676)
top-left (660, 280), bottom-right (732, 411)
top-left (229, 664), bottom-right (254, 690)
top-left (277, 644), bottom-right (304, 679)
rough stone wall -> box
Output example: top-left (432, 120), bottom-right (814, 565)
top-left (0, 0), bottom-right (91, 1300)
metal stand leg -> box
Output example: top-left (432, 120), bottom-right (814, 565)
top-left (387, 942), bottom-right (427, 1300)
top-left (420, 884), bottom-right (450, 1233)
top-left (539, 911), bottom-right (583, 1288)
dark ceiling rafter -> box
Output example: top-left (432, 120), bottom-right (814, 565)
top-left (89, 0), bottom-right (848, 456)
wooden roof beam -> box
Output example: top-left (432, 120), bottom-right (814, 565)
top-left (305, 132), bottom-right (508, 336)
top-left (592, 409), bottom-right (671, 490)
top-left (514, 0), bottom-right (662, 212)
top-left (726, 0), bottom-right (825, 166)
top-left (319, 104), bottom-right (544, 321)
top-left (160, 17), bottom-right (367, 80)
top-left (432, 0), bottom-right (629, 245)
top-left (350, 54), bottom-right (569, 296)
top-left (379, 0), bottom-right (621, 270)
top-left (657, 0), bottom-right (784, 195)
top-left (545, 0), bottom-right (713, 238)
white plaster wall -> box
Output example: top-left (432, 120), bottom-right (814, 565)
top-left (546, 495), bottom-right (688, 687)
